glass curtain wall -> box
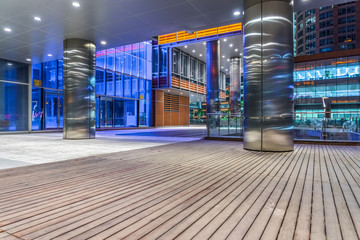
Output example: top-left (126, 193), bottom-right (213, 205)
top-left (294, 56), bottom-right (360, 120)
top-left (95, 41), bottom-right (152, 128)
top-left (31, 60), bottom-right (63, 130)
top-left (0, 59), bottom-right (29, 132)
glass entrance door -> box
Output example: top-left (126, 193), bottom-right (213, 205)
top-left (99, 97), bottom-right (114, 128)
top-left (45, 93), bottom-right (62, 129)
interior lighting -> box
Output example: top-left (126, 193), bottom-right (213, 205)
top-left (33, 16), bottom-right (42, 21)
top-left (222, 55), bottom-right (225, 58)
top-left (4, 27), bottom-right (12, 32)
top-left (184, 45), bottom-right (188, 48)
top-left (227, 59), bottom-right (230, 62)
top-left (235, 49), bottom-right (238, 52)
top-left (199, 54), bottom-right (202, 57)
top-left (233, 11), bottom-right (241, 16)
top-left (101, 41), bottom-right (107, 45)
top-left (7, 63), bottom-right (12, 66)
top-left (203, 42), bottom-right (206, 45)
top-left (48, 54), bottom-right (53, 57)
top-left (192, 50), bottom-right (195, 53)
top-left (221, 66), bottom-right (224, 69)
top-left (72, 2), bottom-right (81, 7)
top-left (26, 58), bottom-right (32, 62)
top-left (223, 38), bottom-right (227, 42)
top-left (229, 44), bottom-right (233, 47)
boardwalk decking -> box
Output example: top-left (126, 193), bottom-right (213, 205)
top-left (0, 140), bottom-right (359, 240)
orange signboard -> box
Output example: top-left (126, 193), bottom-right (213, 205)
top-left (158, 23), bottom-right (242, 45)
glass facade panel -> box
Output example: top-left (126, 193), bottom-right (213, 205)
top-left (106, 49), bottom-right (115, 71)
top-left (0, 81), bottom-right (28, 132)
top-left (0, 59), bottom-right (28, 83)
top-left (115, 74), bottom-right (123, 97)
top-left (31, 87), bottom-right (42, 130)
top-left (132, 77), bottom-right (139, 99)
top-left (124, 75), bottom-right (132, 98)
top-left (96, 70), bottom-right (105, 95)
top-left (43, 61), bottom-right (57, 89)
top-left (106, 72), bottom-right (114, 96)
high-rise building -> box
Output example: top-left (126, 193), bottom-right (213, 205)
top-left (295, 0), bottom-right (360, 56)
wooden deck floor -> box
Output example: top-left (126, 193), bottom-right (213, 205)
top-left (0, 140), bottom-right (359, 240)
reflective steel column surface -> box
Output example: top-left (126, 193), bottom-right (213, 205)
top-left (229, 57), bottom-right (242, 114)
top-left (63, 38), bottom-right (96, 139)
top-left (243, 0), bottom-right (294, 151)
top-left (206, 40), bottom-right (221, 114)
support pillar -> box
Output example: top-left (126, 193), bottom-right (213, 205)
top-left (63, 38), bottom-right (96, 139)
top-left (243, 0), bottom-right (294, 151)
top-left (206, 40), bottom-right (221, 135)
top-left (206, 40), bottom-right (221, 114)
top-left (229, 57), bottom-right (242, 114)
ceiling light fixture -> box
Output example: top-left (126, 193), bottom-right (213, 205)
top-left (223, 38), bottom-right (227, 42)
top-left (222, 55), bottom-right (225, 58)
top-left (229, 44), bottom-right (233, 47)
top-left (48, 54), bottom-right (53, 57)
top-left (26, 58), bottom-right (32, 62)
top-left (4, 27), bottom-right (12, 32)
top-left (233, 11), bottom-right (241, 16)
top-left (203, 42), bottom-right (206, 45)
top-left (7, 63), bottom-right (12, 66)
top-left (184, 45), bottom-right (188, 48)
top-left (33, 16), bottom-right (42, 21)
top-left (235, 49), bottom-right (238, 52)
top-left (199, 54), bottom-right (202, 57)
top-left (72, 2), bottom-right (81, 7)
top-left (101, 41), bottom-right (107, 45)
top-left (192, 50), bottom-right (195, 53)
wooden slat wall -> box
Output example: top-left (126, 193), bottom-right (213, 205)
top-left (154, 90), bottom-right (164, 127)
top-left (154, 93), bottom-right (189, 127)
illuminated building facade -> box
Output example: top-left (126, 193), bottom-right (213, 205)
top-left (295, 0), bottom-right (360, 56)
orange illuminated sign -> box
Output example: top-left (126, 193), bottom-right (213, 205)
top-left (158, 23), bottom-right (242, 45)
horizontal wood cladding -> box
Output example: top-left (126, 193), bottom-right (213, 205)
top-left (155, 93), bottom-right (189, 127)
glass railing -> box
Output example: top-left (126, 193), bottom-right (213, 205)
top-left (206, 113), bottom-right (243, 138)
top-left (294, 117), bottom-right (360, 141)
top-left (206, 113), bottom-right (360, 142)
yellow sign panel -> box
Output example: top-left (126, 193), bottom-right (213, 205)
top-left (33, 79), bottom-right (42, 87)
top-left (158, 23), bottom-right (242, 45)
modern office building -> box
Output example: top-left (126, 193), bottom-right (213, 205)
top-left (0, 0), bottom-right (357, 149)
top-left (295, 0), bottom-right (360, 56)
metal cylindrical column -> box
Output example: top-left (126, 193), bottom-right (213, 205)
top-left (243, 0), bottom-right (294, 151)
top-left (63, 38), bottom-right (96, 139)
top-left (206, 40), bottom-right (221, 114)
top-left (229, 57), bottom-right (242, 114)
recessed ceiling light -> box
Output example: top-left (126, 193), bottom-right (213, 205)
top-left (235, 49), bottom-right (238, 52)
top-left (7, 63), bottom-right (12, 66)
top-left (26, 58), bottom-right (32, 62)
top-left (184, 45), bottom-right (188, 48)
top-left (192, 50), bottom-right (195, 53)
top-left (72, 2), bottom-right (80, 7)
top-left (229, 44), bottom-right (233, 47)
top-left (168, 90), bottom-right (170, 92)
top-left (4, 27), bottom-right (12, 32)
top-left (203, 42), bottom-right (206, 45)
top-left (101, 41), bottom-right (107, 45)
top-left (227, 59), bottom-right (230, 62)
top-left (48, 54), bottom-right (52, 57)
top-left (33, 16), bottom-right (42, 21)
top-left (199, 54), bottom-right (202, 57)
top-left (223, 38), bottom-right (227, 42)
top-left (222, 55), bottom-right (225, 58)
top-left (226, 69), bottom-right (228, 71)
top-left (221, 66), bottom-right (224, 69)
top-left (233, 11), bottom-right (241, 16)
